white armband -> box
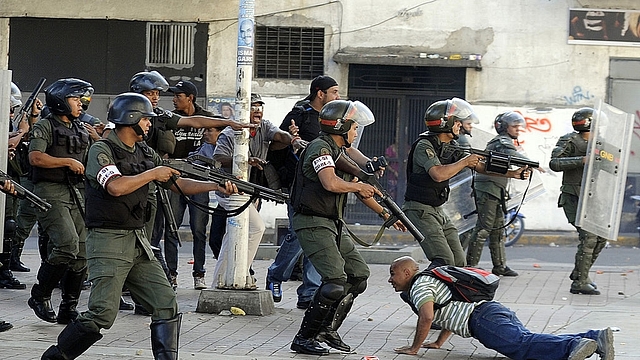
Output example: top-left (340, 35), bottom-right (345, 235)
top-left (96, 165), bottom-right (121, 189)
top-left (312, 154), bottom-right (335, 173)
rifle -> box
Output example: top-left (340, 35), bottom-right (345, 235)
top-left (442, 144), bottom-right (539, 174)
top-left (12, 77), bottom-right (46, 131)
top-left (155, 184), bottom-right (181, 247)
top-left (0, 169), bottom-right (52, 212)
top-left (162, 157), bottom-right (289, 204)
top-left (334, 150), bottom-right (425, 242)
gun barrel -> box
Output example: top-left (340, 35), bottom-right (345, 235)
top-left (12, 77), bottom-right (46, 130)
top-left (0, 171), bottom-right (51, 212)
top-left (466, 147), bottom-right (539, 168)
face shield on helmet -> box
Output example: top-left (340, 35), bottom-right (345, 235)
top-left (319, 100), bottom-right (375, 148)
top-left (44, 78), bottom-right (94, 116)
top-left (494, 111), bottom-right (526, 138)
top-left (129, 71), bottom-right (169, 93)
top-left (10, 82), bottom-right (22, 110)
top-left (425, 98), bottom-right (478, 135)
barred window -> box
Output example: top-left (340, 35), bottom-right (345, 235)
top-left (146, 23), bottom-right (196, 68)
top-left (254, 26), bottom-right (324, 79)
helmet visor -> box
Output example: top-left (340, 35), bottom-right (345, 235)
top-left (448, 97), bottom-right (479, 123)
top-left (344, 101), bottom-right (375, 127)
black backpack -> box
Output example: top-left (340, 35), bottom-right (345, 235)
top-left (403, 265), bottom-right (500, 312)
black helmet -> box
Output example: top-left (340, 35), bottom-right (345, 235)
top-left (108, 93), bottom-right (156, 126)
top-left (319, 100), bottom-right (375, 135)
top-left (45, 78), bottom-right (94, 116)
top-left (10, 82), bottom-right (22, 109)
top-left (425, 98), bottom-right (478, 133)
top-left (494, 111), bottom-right (526, 137)
top-left (571, 107), bottom-right (593, 132)
top-left (129, 71), bottom-right (169, 93)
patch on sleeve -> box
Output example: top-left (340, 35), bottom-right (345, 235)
top-left (97, 152), bottom-right (112, 167)
top-left (32, 128), bottom-right (44, 139)
top-left (96, 165), bottom-right (121, 189)
top-left (425, 148), bottom-right (436, 159)
top-left (312, 154), bottom-right (335, 173)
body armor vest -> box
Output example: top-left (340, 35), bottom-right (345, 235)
top-left (404, 134), bottom-right (454, 207)
top-left (560, 132), bottom-right (588, 192)
top-left (31, 117), bottom-right (89, 184)
top-left (85, 140), bottom-right (156, 230)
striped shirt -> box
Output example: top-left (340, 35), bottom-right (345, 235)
top-left (409, 275), bottom-right (480, 338)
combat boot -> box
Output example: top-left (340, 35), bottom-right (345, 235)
top-left (488, 232), bottom-right (517, 276)
top-left (57, 267), bottom-right (86, 324)
top-left (291, 292), bottom-right (331, 356)
top-left (150, 314), bottom-right (182, 360)
top-left (0, 269), bottom-right (27, 289)
top-left (570, 235), bottom-right (599, 295)
top-left (317, 294), bottom-right (353, 352)
top-left (29, 262), bottom-right (66, 322)
top-left (41, 320), bottom-right (103, 360)
top-left (9, 245), bottom-right (30, 272)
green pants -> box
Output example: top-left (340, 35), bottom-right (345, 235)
top-left (467, 191), bottom-right (507, 268)
top-left (294, 214), bottom-right (370, 287)
top-left (403, 201), bottom-right (466, 266)
top-left (14, 177), bottom-right (39, 248)
top-left (79, 228), bottom-right (178, 332)
top-left (34, 182), bottom-right (86, 271)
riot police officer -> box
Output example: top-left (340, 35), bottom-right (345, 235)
top-left (466, 111), bottom-right (533, 276)
top-left (41, 92), bottom-right (237, 360)
top-left (28, 78), bottom-right (93, 325)
top-left (549, 107), bottom-right (606, 295)
top-left (289, 100), bottom-right (404, 355)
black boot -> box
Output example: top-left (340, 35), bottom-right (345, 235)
top-left (150, 314), bottom-right (182, 360)
top-left (57, 267), bottom-right (86, 325)
top-left (119, 296), bottom-right (134, 311)
top-left (291, 293), bottom-right (331, 356)
top-left (0, 269), bottom-right (27, 289)
top-left (37, 224), bottom-right (50, 262)
top-left (41, 320), bottom-right (103, 360)
top-left (29, 262), bottom-right (66, 323)
top-left (10, 245), bottom-right (30, 272)
top-left (317, 294), bottom-right (353, 352)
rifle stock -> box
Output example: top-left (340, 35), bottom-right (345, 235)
top-left (0, 170), bottom-right (51, 212)
top-left (12, 77), bottom-right (46, 131)
top-left (334, 151), bottom-right (425, 242)
top-left (162, 159), bottom-right (289, 204)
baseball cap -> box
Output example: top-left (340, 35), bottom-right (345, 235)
top-left (251, 93), bottom-right (265, 105)
top-left (305, 75), bottom-right (338, 101)
top-left (168, 80), bottom-right (198, 97)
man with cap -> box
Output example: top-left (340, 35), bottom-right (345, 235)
top-left (265, 75), bottom-right (339, 309)
top-left (163, 80), bottom-right (217, 290)
top-left (213, 93), bottom-right (306, 289)
top-left (41, 92), bottom-right (238, 360)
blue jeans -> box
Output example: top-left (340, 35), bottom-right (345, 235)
top-left (469, 301), bottom-right (599, 360)
top-left (266, 203), bottom-right (321, 302)
top-left (164, 191), bottom-right (210, 276)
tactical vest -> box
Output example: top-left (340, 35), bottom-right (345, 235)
top-left (290, 136), bottom-right (345, 219)
top-left (31, 117), bottom-right (89, 184)
top-left (404, 134), bottom-right (453, 207)
top-left (561, 132), bottom-right (588, 191)
top-left (85, 140), bottom-right (156, 230)
top-left (146, 107), bottom-right (177, 156)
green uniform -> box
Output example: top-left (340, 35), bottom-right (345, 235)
top-left (549, 131), bottom-right (606, 292)
top-left (466, 134), bottom-right (524, 270)
top-left (403, 136), bottom-right (466, 267)
top-left (29, 116), bottom-right (86, 270)
top-left (78, 131), bottom-right (178, 333)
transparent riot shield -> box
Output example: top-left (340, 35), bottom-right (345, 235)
top-left (575, 99), bottom-right (635, 240)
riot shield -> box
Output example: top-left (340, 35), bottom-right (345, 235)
top-left (575, 99), bottom-right (635, 240)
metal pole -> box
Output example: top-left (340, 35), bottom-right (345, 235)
top-left (215, 0), bottom-right (255, 289)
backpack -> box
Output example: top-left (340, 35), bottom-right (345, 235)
top-left (416, 265), bottom-right (500, 310)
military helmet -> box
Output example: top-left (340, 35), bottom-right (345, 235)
top-left (424, 98), bottom-right (478, 133)
top-left (44, 78), bottom-right (94, 116)
top-left (129, 71), bottom-right (169, 93)
top-left (571, 107), bottom-right (593, 132)
top-left (494, 111), bottom-right (526, 136)
top-left (10, 82), bottom-right (22, 109)
top-left (108, 92), bottom-right (156, 126)
top-left (319, 100), bottom-right (375, 135)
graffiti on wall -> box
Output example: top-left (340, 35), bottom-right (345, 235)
top-left (563, 86), bottom-right (595, 105)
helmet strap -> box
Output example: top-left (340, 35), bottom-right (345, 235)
top-left (342, 133), bottom-right (351, 148)
top-left (132, 123), bottom-right (148, 141)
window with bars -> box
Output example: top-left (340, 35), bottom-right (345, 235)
top-left (146, 23), bottom-right (196, 68)
top-left (254, 26), bottom-right (325, 79)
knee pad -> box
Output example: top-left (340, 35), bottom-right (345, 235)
top-left (347, 276), bottom-right (367, 297)
top-left (317, 282), bottom-right (345, 306)
top-left (4, 219), bottom-right (16, 239)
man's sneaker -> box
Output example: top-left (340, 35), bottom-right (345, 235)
top-left (266, 280), bottom-right (282, 302)
top-left (568, 338), bottom-right (597, 360)
top-left (492, 266), bottom-right (518, 277)
top-left (596, 327), bottom-right (614, 360)
top-left (194, 275), bottom-right (207, 290)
